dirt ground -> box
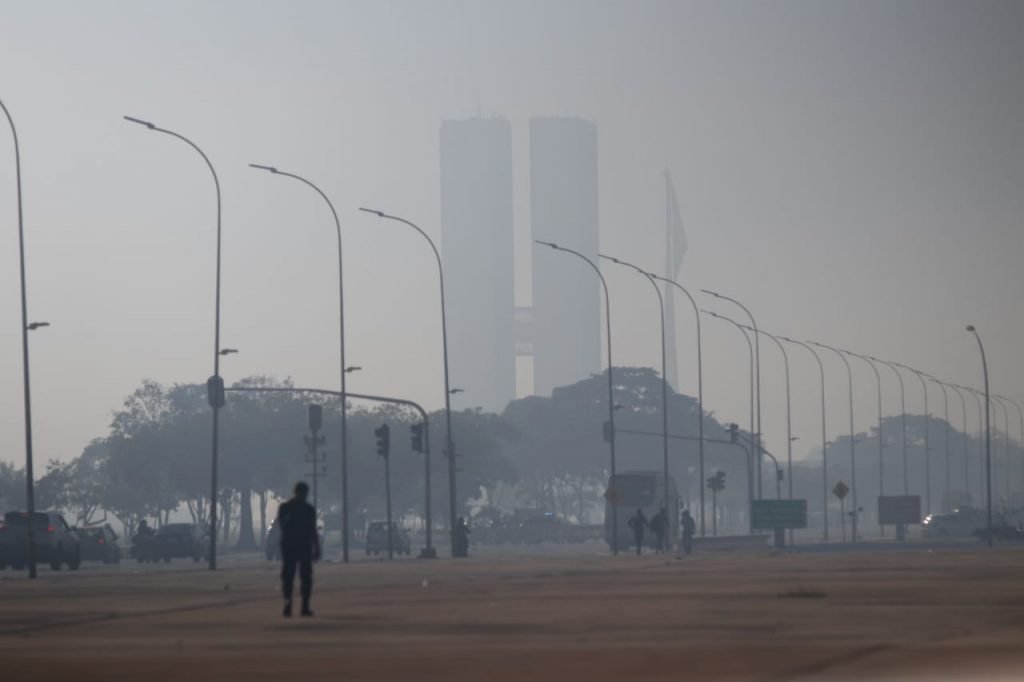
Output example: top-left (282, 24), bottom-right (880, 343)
top-left (3, 545), bottom-right (1024, 681)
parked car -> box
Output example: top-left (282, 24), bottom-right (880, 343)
top-left (77, 526), bottom-right (121, 564)
top-left (151, 523), bottom-right (207, 563)
top-left (365, 521), bottom-right (411, 556)
top-left (0, 511), bottom-right (82, 571)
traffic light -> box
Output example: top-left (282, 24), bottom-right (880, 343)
top-left (206, 375), bottom-right (225, 408)
top-left (308, 404), bottom-right (323, 432)
top-left (602, 420), bottom-right (613, 443)
top-left (410, 423), bottom-right (424, 453)
top-left (727, 423), bottom-right (739, 443)
top-left (374, 423), bottom-right (390, 458)
top-left (707, 470), bottom-right (726, 492)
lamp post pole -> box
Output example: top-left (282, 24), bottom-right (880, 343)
top-left (746, 328), bottom-right (792, 503)
top-left (780, 337), bottom-right (829, 541)
top-left (948, 384), bottom-right (971, 501)
top-left (535, 241), bottom-right (619, 553)
top-left (897, 364), bottom-right (932, 515)
top-left (360, 208), bottom-right (457, 551)
top-left (125, 116), bottom-right (223, 570)
top-left (966, 325), bottom-right (992, 547)
top-left (600, 255), bottom-right (671, 526)
top-left (703, 311), bottom-right (755, 524)
top-left (249, 165), bottom-right (351, 562)
top-left (999, 397), bottom-right (1024, 499)
top-left (926, 376), bottom-right (952, 510)
top-left (962, 386), bottom-right (986, 505)
top-left (2, 97), bottom-right (39, 579)
top-left (650, 274), bottom-right (706, 536)
top-left (812, 342), bottom-right (857, 542)
top-left (702, 290), bottom-right (762, 497)
top-left (873, 358), bottom-right (908, 496)
top-left (992, 396), bottom-right (1012, 501)
top-left (842, 350), bottom-right (884, 532)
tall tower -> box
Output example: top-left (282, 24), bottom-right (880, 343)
top-left (529, 117), bottom-right (600, 395)
top-left (440, 118), bottom-right (516, 412)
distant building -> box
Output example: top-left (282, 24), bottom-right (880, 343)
top-left (529, 117), bottom-right (600, 395)
top-left (440, 118), bottom-right (516, 412)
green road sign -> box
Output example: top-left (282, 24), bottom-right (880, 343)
top-left (751, 499), bottom-right (808, 530)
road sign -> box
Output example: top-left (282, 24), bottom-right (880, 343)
top-left (832, 481), bottom-right (849, 501)
top-left (751, 499), bottom-right (808, 530)
top-left (878, 495), bottom-right (922, 525)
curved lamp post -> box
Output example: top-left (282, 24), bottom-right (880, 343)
top-left (359, 208), bottom-right (457, 552)
top-left (650, 274), bottom-right (706, 536)
top-left (535, 241), bottom-right (619, 553)
top-left (702, 290), bottom-right (762, 497)
top-left (895, 363), bottom-right (932, 514)
top-left (966, 325), bottom-right (993, 547)
top-left (811, 341), bottom-right (857, 542)
top-left (125, 115), bottom-right (223, 570)
top-left (947, 384), bottom-right (971, 501)
top-left (779, 336), bottom-right (829, 540)
top-left (249, 164), bottom-right (354, 561)
top-left (842, 350), bottom-right (884, 531)
top-left (872, 357), bottom-right (909, 495)
top-left (745, 327), bottom-right (793, 503)
top-left (925, 375), bottom-right (952, 510)
top-left (600, 255), bottom-right (671, 524)
top-left (2, 97), bottom-right (40, 578)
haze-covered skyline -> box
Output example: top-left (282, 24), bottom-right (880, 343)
top-left (2, 0), bottom-right (1022, 469)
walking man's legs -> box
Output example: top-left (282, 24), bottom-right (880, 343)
top-left (299, 550), bottom-right (314, 616)
top-left (281, 551), bottom-right (297, 616)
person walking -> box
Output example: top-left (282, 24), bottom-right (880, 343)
top-left (627, 508), bottom-right (649, 555)
top-left (277, 481), bottom-right (320, 617)
top-left (680, 509), bottom-right (696, 556)
top-left (650, 507), bottom-right (669, 553)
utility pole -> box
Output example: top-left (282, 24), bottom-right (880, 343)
top-left (375, 423), bottom-right (393, 559)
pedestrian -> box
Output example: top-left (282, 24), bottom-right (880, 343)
top-left (680, 508), bottom-right (696, 556)
top-left (277, 481), bottom-right (320, 617)
top-left (627, 508), bottom-right (648, 555)
top-left (453, 516), bottom-right (471, 558)
top-left (650, 507), bottom-right (669, 553)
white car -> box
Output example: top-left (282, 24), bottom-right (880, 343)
top-left (922, 509), bottom-right (985, 539)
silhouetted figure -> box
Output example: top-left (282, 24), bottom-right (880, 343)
top-left (650, 508), bottom-right (669, 553)
top-left (136, 519), bottom-right (153, 538)
top-left (453, 516), bottom-right (471, 558)
top-left (680, 509), bottom-right (696, 556)
top-left (627, 508), bottom-right (648, 555)
top-left (277, 481), bottom-right (319, 617)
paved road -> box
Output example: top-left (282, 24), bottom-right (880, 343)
top-left (3, 543), bottom-right (1024, 680)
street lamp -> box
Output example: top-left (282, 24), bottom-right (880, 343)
top-left (535, 241), bottom-right (621, 553)
top-left (811, 341), bottom-right (857, 542)
top-left (649, 274), bottom-right (706, 536)
top-left (250, 163), bottom-right (352, 563)
top-left (779, 336), bottom-right (829, 541)
top-left (947, 384), bottom-right (971, 502)
top-left (2, 97), bottom-right (41, 579)
top-left (600, 255), bottom-right (670, 526)
top-left (966, 325), bottom-right (993, 547)
top-left (841, 350), bottom-right (884, 531)
top-left (959, 385), bottom-right (987, 505)
top-left (925, 375), bottom-right (952, 510)
top-left (702, 310), bottom-right (755, 519)
top-left (344, 366), bottom-right (362, 374)
top-left (745, 328), bottom-right (793, 505)
top-left (871, 357), bottom-right (909, 496)
top-left (124, 115), bottom-right (223, 571)
top-left (702, 290), bottom-right (762, 497)
top-left (359, 207), bottom-right (458, 552)
top-left (895, 363), bottom-right (932, 515)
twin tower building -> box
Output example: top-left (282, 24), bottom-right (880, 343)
top-left (441, 117), bottom-right (601, 413)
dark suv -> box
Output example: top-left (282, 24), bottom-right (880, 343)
top-left (365, 521), bottom-right (412, 556)
top-left (152, 523), bottom-right (207, 563)
top-left (0, 511), bottom-right (82, 571)
top-left (78, 526), bottom-right (121, 564)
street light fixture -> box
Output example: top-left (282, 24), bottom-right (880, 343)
top-left (2, 97), bottom-right (41, 579)
top-left (600, 255), bottom-right (671, 527)
top-left (702, 290), bottom-right (762, 497)
top-left (649, 273), bottom-right (706, 536)
top-left (966, 325), bottom-right (993, 547)
top-left (811, 341), bottom-right (857, 542)
top-left (250, 163), bottom-right (352, 562)
top-left (535, 240), bottom-right (621, 552)
top-left (125, 114), bottom-right (223, 571)
top-left (344, 366), bottom-right (362, 374)
top-left (744, 327), bottom-right (793, 508)
top-left (359, 207), bottom-right (458, 552)
top-left (218, 348), bottom-right (238, 356)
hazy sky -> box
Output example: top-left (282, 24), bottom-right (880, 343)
top-left (2, 0), bottom-right (1022, 470)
